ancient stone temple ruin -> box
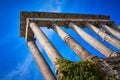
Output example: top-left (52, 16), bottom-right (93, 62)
top-left (20, 12), bottom-right (120, 80)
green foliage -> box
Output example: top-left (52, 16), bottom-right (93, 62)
top-left (56, 58), bottom-right (103, 80)
top-left (112, 75), bottom-right (117, 80)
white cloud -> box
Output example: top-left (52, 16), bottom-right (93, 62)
top-left (1, 53), bottom-right (34, 80)
top-left (39, 0), bottom-right (64, 12)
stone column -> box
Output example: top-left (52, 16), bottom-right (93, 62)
top-left (29, 22), bottom-right (62, 66)
top-left (86, 23), bottom-right (120, 50)
top-left (117, 26), bottom-right (120, 32)
top-left (111, 25), bottom-right (120, 32)
top-left (101, 24), bottom-right (120, 39)
top-left (69, 23), bottom-right (114, 57)
top-left (117, 26), bottom-right (120, 30)
top-left (27, 40), bottom-right (56, 80)
top-left (52, 23), bottom-right (92, 61)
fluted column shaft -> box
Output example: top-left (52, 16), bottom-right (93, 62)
top-left (29, 22), bottom-right (62, 66)
top-left (69, 23), bottom-right (114, 57)
top-left (86, 23), bottom-right (120, 50)
top-left (102, 24), bottom-right (120, 39)
top-left (27, 40), bottom-right (56, 80)
top-left (52, 23), bottom-right (92, 61)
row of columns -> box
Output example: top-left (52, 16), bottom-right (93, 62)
top-left (52, 23), bottom-right (92, 61)
top-left (29, 22), bottom-right (62, 66)
top-left (69, 23), bottom-right (114, 57)
top-left (28, 22), bottom-right (62, 80)
top-left (27, 22), bottom-right (120, 79)
top-left (101, 24), bottom-right (120, 39)
top-left (86, 23), bottom-right (120, 50)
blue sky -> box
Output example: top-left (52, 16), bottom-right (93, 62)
top-left (0, 0), bottom-right (120, 80)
